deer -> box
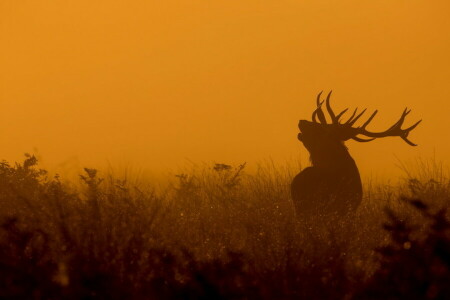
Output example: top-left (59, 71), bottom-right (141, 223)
top-left (291, 91), bottom-right (421, 220)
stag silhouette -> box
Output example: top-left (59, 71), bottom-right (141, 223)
top-left (291, 91), bottom-right (421, 219)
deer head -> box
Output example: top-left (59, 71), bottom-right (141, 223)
top-left (297, 91), bottom-right (422, 156)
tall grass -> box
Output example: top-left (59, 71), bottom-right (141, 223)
top-left (0, 154), bottom-right (448, 299)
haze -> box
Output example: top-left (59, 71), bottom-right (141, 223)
top-left (1, 1), bottom-right (449, 179)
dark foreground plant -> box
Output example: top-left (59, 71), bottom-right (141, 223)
top-left (357, 197), bottom-right (450, 300)
top-left (0, 155), bottom-right (449, 299)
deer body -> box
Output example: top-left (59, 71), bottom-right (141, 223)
top-left (292, 92), bottom-right (421, 219)
top-left (291, 143), bottom-right (362, 218)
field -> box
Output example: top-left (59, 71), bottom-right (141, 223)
top-left (0, 154), bottom-right (449, 299)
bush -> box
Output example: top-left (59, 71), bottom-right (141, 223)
top-left (0, 155), bottom-right (449, 299)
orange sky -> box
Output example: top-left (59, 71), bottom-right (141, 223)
top-left (1, 1), bottom-right (449, 179)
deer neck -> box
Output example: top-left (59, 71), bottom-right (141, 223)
top-left (309, 144), bottom-right (359, 173)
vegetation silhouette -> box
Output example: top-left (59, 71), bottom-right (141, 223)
top-left (292, 91), bottom-right (422, 220)
top-left (0, 155), bottom-right (449, 299)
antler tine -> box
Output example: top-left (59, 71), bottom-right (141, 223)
top-left (345, 108), bottom-right (358, 125)
top-left (313, 91), bottom-right (327, 124)
top-left (335, 108), bottom-right (349, 123)
top-left (347, 108), bottom-right (367, 126)
top-left (312, 101), bottom-right (325, 123)
top-left (325, 91), bottom-right (338, 124)
top-left (387, 108), bottom-right (410, 131)
top-left (351, 136), bottom-right (376, 142)
top-left (360, 110), bottom-right (378, 129)
top-left (402, 137), bottom-right (418, 147)
top-left (399, 119), bottom-right (422, 146)
top-left (316, 91), bottom-right (323, 106)
top-left (311, 91), bottom-right (322, 123)
top-left (405, 119), bottom-right (422, 132)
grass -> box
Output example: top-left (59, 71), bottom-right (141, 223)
top-left (0, 154), bottom-right (449, 299)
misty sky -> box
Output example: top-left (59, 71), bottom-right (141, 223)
top-left (1, 1), bottom-right (449, 179)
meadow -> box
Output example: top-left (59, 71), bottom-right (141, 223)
top-left (0, 154), bottom-right (449, 299)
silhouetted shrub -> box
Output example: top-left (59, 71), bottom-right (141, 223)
top-left (358, 198), bottom-right (450, 299)
top-left (0, 155), bottom-right (449, 299)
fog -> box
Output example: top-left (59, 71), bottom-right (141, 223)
top-left (1, 0), bottom-right (449, 179)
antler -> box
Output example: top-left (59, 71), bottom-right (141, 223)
top-left (312, 90), bottom-right (342, 124)
top-left (312, 91), bottom-right (327, 124)
top-left (310, 91), bottom-right (422, 146)
top-left (354, 108), bottom-right (422, 146)
top-left (319, 90), bottom-right (353, 125)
